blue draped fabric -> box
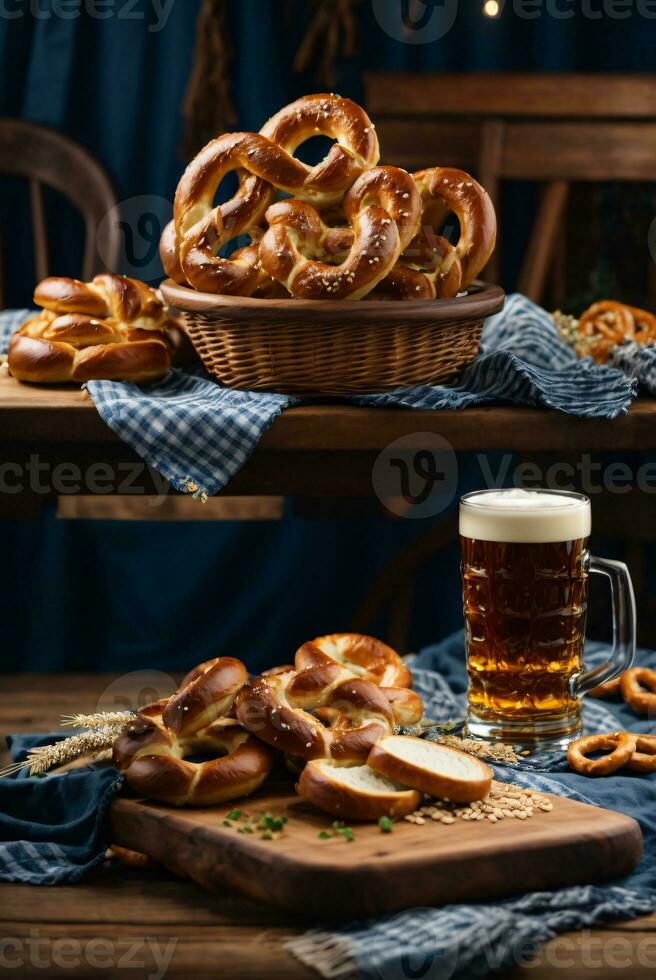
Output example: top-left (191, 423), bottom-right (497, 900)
top-left (0, 2), bottom-right (653, 672)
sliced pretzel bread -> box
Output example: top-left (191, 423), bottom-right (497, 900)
top-left (367, 735), bottom-right (492, 804)
top-left (297, 760), bottom-right (421, 821)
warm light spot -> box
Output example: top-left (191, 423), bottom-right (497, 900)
top-left (483, 0), bottom-right (500, 16)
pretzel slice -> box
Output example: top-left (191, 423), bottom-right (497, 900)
top-left (567, 731), bottom-right (637, 776)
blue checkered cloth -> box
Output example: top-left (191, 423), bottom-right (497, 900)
top-left (0, 737), bottom-right (122, 885)
top-left (287, 633), bottom-right (656, 980)
top-left (1, 295), bottom-right (649, 497)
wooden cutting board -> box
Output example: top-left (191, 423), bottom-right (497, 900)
top-left (109, 778), bottom-right (643, 920)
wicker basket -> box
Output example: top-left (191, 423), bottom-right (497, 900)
top-left (160, 279), bottom-right (505, 396)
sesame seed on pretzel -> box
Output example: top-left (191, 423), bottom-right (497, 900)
top-left (113, 657), bottom-right (274, 806)
top-left (386, 167), bottom-right (496, 300)
top-left (235, 666), bottom-right (397, 763)
top-left (259, 93), bottom-right (379, 206)
top-left (259, 166), bottom-right (422, 300)
top-left (167, 94), bottom-right (379, 295)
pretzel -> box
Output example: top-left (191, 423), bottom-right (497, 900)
top-left (168, 94), bottom-right (379, 294)
top-left (297, 633), bottom-right (413, 689)
top-left (625, 735), bottom-right (656, 773)
top-left (567, 731), bottom-right (637, 776)
top-left (627, 305), bottom-right (656, 346)
top-left (620, 667), bottom-right (656, 716)
top-left (385, 168), bottom-right (496, 300)
top-left (8, 274), bottom-right (193, 385)
top-left (259, 94), bottom-right (379, 206)
top-left (588, 676), bottom-right (623, 699)
top-left (577, 301), bottom-right (636, 363)
top-left (113, 657), bottom-right (275, 806)
top-left (296, 167), bottom-right (493, 301)
top-left (259, 166), bottom-right (422, 300)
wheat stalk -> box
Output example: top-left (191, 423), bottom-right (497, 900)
top-left (0, 714), bottom-right (135, 779)
top-left (61, 711), bottom-right (135, 730)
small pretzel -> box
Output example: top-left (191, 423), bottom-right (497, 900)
top-left (588, 676), bottom-right (623, 699)
top-left (578, 301), bottom-right (636, 363)
top-left (620, 668), bottom-right (656, 716)
top-left (259, 167), bottom-right (422, 300)
top-left (567, 731), bottom-right (637, 776)
top-left (625, 735), bottom-right (656, 773)
top-left (113, 657), bottom-right (274, 806)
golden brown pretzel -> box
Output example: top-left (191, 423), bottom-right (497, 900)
top-left (625, 735), bottom-right (656, 772)
top-left (588, 675), bottom-right (623, 699)
top-left (235, 632), bottom-right (421, 764)
top-left (567, 731), bottom-right (637, 776)
top-left (259, 166), bottom-right (422, 300)
top-left (259, 94), bottom-right (379, 206)
top-left (8, 275), bottom-right (187, 385)
top-left (389, 167), bottom-right (496, 300)
top-left (235, 665), bottom-right (396, 763)
top-left (113, 657), bottom-right (274, 806)
top-left (297, 633), bottom-right (413, 689)
top-left (620, 668), bottom-right (656, 716)
top-left (168, 94), bottom-right (378, 294)
top-left (577, 301), bottom-right (636, 363)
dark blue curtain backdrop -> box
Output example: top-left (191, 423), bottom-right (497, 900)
top-left (0, 2), bottom-right (653, 673)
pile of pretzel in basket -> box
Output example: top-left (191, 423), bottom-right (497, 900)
top-left (113, 633), bottom-right (492, 822)
top-left (160, 93), bottom-right (497, 302)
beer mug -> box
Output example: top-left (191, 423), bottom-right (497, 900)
top-left (460, 489), bottom-right (635, 750)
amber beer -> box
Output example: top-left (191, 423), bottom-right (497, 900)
top-left (460, 489), bottom-right (635, 749)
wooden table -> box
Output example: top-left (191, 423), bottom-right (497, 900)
top-left (2, 371), bottom-right (656, 510)
top-left (1, 674), bottom-right (654, 979)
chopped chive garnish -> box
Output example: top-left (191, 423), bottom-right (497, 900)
top-left (379, 816), bottom-right (393, 833)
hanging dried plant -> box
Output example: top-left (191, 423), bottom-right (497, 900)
top-left (181, 0), bottom-right (237, 160)
top-left (295, 0), bottom-right (362, 87)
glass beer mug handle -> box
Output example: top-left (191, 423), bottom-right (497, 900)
top-left (570, 557), bottom-right (636, 698)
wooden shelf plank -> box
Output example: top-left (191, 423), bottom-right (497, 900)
top-left (1, 373), bottom-right (655, 454)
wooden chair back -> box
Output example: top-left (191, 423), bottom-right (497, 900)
top-left (0, 118), bottom-right (120, 306)
top-left (365, 73), bottom-right (656, 303)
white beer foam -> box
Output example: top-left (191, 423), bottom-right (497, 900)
top-left (460, 489), bottom-right (591, 543)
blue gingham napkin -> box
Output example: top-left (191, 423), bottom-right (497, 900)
top-left (0, 737), bottom-right (122, 885)
top-left (287, 633), bottom-right (656, 980)
top-left (0, 294), bottom-right (649, 497)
